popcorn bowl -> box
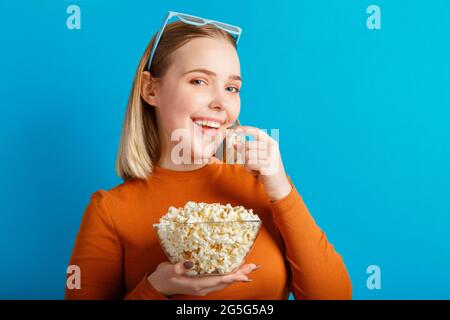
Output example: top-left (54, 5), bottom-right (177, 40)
top-left (153, 220), bottom-right (262, 277)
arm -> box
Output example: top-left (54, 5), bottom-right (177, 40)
top-left (269, 177), bottom-right (352, 300)
top-left (230, 125), bottom-right (351, 299)
top-left (65, 191), bottom-right (170, 300)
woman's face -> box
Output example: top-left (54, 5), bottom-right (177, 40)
top-left (142, 36), bottom-right (242, 165)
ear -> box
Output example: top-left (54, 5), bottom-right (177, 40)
top-left (141, 71), bottom-right (160, 107)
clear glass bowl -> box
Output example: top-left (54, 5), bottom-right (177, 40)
top-left (153, 220), bottom-right (262, 277)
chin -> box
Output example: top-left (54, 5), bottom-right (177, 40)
top-left (192, 144), bottom-right (216, 163)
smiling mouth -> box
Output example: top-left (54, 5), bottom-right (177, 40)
top-left (191, 118), bottom-right (223, 130)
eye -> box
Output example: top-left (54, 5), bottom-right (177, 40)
top-left (226, 86), bottom-right (240, 94)
top-left (191, 79), bottom-right (207, 86)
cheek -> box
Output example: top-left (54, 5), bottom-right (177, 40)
top-left (179, 96), bottom-right (204, 116)
top-left (170, 85), bottom-right (206, 117)
top-left (160, 92), bottom-right (203, 128)
top-left (230, 101), bottom-right (241, 123)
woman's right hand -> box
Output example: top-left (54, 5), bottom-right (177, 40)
top-left (147, 260), bottom-right (261, 297)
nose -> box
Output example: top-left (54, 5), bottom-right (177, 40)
top-left (208, 85), bottom-right (239, 129)
top-left (208, 85), bottom-right (229, 112)
top-left (208, 98), bottom-right (227, 112)
top-left (209, 101), bottom-right (225, 111)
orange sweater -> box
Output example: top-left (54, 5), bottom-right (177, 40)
top-left (65, 158), bottom-right (352, 300)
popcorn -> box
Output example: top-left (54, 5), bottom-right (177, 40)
top-left (229, 132), bottom-right (242, 145)
top-left (153, 202), bottom-right (261, 276)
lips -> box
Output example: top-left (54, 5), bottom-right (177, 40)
top-left (191, 117), bottom-right (224, 129)
top-left (191, 117), bottom-right (225, 137)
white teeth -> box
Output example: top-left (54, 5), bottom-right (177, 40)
top-left (193, 119), bottom-right (221, 129)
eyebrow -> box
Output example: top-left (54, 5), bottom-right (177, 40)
top-left (183, 68), bottom-right (242, 83)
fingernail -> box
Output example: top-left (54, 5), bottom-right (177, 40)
top-left (252, 264), bottom-right (262, 271)
top-left (241, 278), bottom-right (253, 282)
top-left (184, 261), bottom-right (194, 269)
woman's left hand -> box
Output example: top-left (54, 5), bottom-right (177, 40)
top-left (230, 126), bottom-right (292, 202)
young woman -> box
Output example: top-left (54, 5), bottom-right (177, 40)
top-left (65, 11), bottom-right (352, 300)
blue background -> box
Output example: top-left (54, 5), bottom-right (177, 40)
top-left (1, 0), bottom-right (449, 299)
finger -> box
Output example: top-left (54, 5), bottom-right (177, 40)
top-left (197, 274), bottom-right (254, 296)
top-left (187, 264), bottom-right (258, 294)
top-left (245, 145), bottom-right (271, 161)
top-left (196, 282), bottom-right (234, 296)
top-left (243, 158), bottom-right (263, 172)
top-left (230, 260), bottom-right (245, 273)
top-left (175, 272), bottom-right (234, 292)
top-left (234, 126), bottom-right (273, 143)
top-left (243, 141), bottom-right (275, 165)
top-left (233, 143), bottom-right (265, 177)
top-left (245, 149), bottom-right (271, 168)
top-left (185, 273), bottom-right (234, 290)
top-left (196, 266), bottom-right (261, 296)
top-left (244, 140), bottom-right (271, 152)
top-left (223, 263), bottom-right (255, 279)
top-left (234, 263), bottom-right (258, 276)
top-left (192, 263), bottom-right (254, 289)
top-left (234, 141), bottom-right (271, 165)
top-left (245, 150), bottom-right (280, 176)
top-left (173, 260), bottom-right (195, 275)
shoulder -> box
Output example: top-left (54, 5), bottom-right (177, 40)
top-left (88, 177), bottom-right (149, 211)
top-left (81, 177), bottom-right (150, 232)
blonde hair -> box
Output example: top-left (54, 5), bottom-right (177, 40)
top-left (116, 21), bottom-right (241, 180)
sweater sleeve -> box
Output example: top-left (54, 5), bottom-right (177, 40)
top-left (65, 191), bottom-right (170, 300)
top-left (269, 177), bottom-right (352, 300)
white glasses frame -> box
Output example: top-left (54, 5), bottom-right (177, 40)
top-left (146, 11), bottom-right (242, 71)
